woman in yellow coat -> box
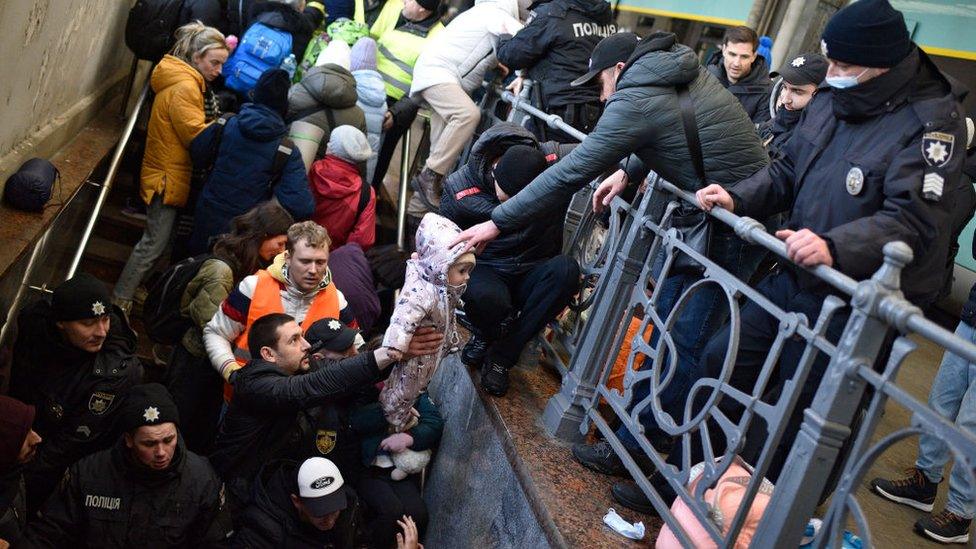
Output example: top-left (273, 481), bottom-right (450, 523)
top-left (113, 22), bottom-right (230, 312)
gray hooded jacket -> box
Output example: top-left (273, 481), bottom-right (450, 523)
top-left (288, 64), bottom-right (367, 158)
top-left (492, 32), bottom-right (768, 232)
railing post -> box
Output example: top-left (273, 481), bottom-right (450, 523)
top-left (542, 190), bottom-right (656, 440)
top-left (755, 242), bottom-right (917, 545)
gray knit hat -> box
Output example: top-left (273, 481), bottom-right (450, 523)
top-left (328, 125), bottom-right (373, 163)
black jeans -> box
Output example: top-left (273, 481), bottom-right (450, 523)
top-left (355, 468), bottom-right (428, 549)
top-left (462, 255), bottom-right (581, 368)
top-left (167, 341), bottom-right (224, 454)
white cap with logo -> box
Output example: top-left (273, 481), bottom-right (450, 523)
top-left (297, 457), bottom-right (348, 517)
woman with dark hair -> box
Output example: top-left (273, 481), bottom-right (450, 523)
top-left (168, 201), bottom-right (295, 452)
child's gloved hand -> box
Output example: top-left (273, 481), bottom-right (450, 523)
top-left (380, 432), bottom-right (414, 453)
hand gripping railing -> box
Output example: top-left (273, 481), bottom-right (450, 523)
top-left (500, 92), bottom-right (976, 546)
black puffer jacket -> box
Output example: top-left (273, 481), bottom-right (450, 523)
top-left (497, 0), bottom-right (613, 109)
top-left (441, 124), bottom-right (572, 274)
top-left (18, 438), bottom-right (224, 548)
top-left (493, 32), bottom-right (768, 233)
top-left (232, 460), bottom-right (357, 548)
top-left (9, 302), bottom-right (142, 510)
top-left (210, 354), bottom-right (381, 499)
top-left (706, 50), bottom-right (773, 126)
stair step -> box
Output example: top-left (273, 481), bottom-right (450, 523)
top-left (94, 200), bottom-right (146, 245)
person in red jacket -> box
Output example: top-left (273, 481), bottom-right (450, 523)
top-left (309, 125), bottom-right (376, 251)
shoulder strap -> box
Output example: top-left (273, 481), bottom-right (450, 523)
top-left (324, 107), bottom-right (338, 132)
top-left (676, 84), bottom-right (706, 187)
top-left (355, 178), bottom-right (371, 220)
top-left (268, 138), bottom-right (295, 192)
top-left (205, 113), bottom-right (236, 178)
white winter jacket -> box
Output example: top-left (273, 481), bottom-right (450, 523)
top-left (409, 0), bottom-right (524, 96)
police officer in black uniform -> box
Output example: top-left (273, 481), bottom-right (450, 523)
top-left (8, 274), bottom-right (143, 515)
top-left (496, 0), bottom-right (615, 142)
top-left (609, 0), bottom-right (972, 514)
top-left (19, 384), bottom-right (228, 547)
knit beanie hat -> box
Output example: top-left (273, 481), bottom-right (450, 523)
top-left (0, 396), bottom-right (35, 471)
top-left (52, 272), bottom-right (112, 321)
top-left (328, 125), bottom-right (373, 163)
top-left (119, 383), bottom-right (180, 433)
top-left (350, 37), bottom-right (378, 72)
top-left (821, 0), bottom-right (912, 68)
top-left (416, 0), bottom-right (440, 12)
top-left (316, 39), bottom-right (352, 71)
top-left (493, 145), bottom-right (548, 198)
top-left (252, 69), bottom-right (291, 117)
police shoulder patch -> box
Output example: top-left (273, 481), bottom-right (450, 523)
top-left (922, 131), bottom-right (954, 168)
top-left (316, 429), bottom-right (337, 454)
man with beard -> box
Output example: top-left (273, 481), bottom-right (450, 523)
top-left (705, 25), bottom-right (773, 126)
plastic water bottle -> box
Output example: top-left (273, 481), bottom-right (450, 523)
top-left (280, 54), bottom-right (298, 80)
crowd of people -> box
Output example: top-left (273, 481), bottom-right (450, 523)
top-left (1, 0), bottom-right (976, 545)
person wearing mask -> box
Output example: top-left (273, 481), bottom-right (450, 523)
top-left (9, 274), bottom-right (143, 514)
top-left (440, 124), bottom-right (580, 395)
top-left (497, 0), bottom-right (614, 142)
top-left (233, 457), bottom-right (359, 547)
top-left (760, 53), bottom-right (828, 158)
top-left (0, 396), bottom-right (42, 544)
top-left (603, 0), bottom-right (972, 517)
top-left (113, 22), bottom-right (230, 314)
top-left (705, 25), bottom-right (773, 126)
top-left (407, 0), bottom-right (524, 211)
top-left (19, 384), bottom-right (227, 547)
top-left (288, 50), bottom-right (368, 158)
top-left (350, 37), bottom-right (388, 183)
top-left (167, 202), bottom-right (296, 453)
top-left (309, 126), bottom-right (377, 251)
top-left (188, 69), bottom-right (314, 256)
top-left (362, 0), bottom-right (443, 190)
top-left (209, 313), bottom-right (399, 505)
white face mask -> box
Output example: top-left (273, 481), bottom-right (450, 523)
top-left (825, 67), bottom-right (869, 89)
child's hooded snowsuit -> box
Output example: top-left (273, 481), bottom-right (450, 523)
top-left (380, 213), bottom-right (467, 429)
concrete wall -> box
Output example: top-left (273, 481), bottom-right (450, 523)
top-left (0, 0), bottom-right (133, 184)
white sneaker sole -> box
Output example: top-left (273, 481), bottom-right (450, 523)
top-left (873, 485), bottom-right (935, 512)
top-left (918, 527), bottom-right (970, 544)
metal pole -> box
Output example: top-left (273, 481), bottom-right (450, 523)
top-left (396, 127), bottom-right (412, 252)
top-left (501, 90), bottom-right (587, 142)
top-left (771, 0), bottom-right (806, 69)
top-left (67, 80), bottom-right (151, 279)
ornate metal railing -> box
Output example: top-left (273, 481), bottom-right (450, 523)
top-left (499, 90), bottom-right (976, 546)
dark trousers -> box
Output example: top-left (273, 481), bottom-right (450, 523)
top-left (462, 255), bottom-right (581, 367)
top-left (372, 96), bottom-right (420, 190)
top-left (664, 269), bottom-right (851, 483)
top-left (355, 468), bottom-right (428, 549)
top-left (167, 341), bottom-right (224, 454)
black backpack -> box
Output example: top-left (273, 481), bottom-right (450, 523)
top-left (143, 254), bottom-right (214, 344)
top-left (125, 0), bottom-right (186, 63)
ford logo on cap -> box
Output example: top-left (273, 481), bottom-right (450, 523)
top-left (311, 476), bottom-right (335, 489)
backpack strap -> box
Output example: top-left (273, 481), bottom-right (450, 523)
top-left (355, 176), bottom-right (371, 220)
top-left (205, 113), bottom-right (236, 179)
top-left (676, 84), bottom-right (706, 187)
top-left (268, 138), bottom-right (295, 193)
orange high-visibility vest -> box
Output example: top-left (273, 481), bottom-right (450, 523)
top-left (225, 269), bottom-right (339, 400)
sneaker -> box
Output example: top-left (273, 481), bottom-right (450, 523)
top-left (410, 168), bottom-right (443, 211)
top-left (461, 334), bottom-right (490, 368)
top-left (915, 510), bottom-right (972, 544)
top-left (611, 473), bottom-right (676, 516)
top-left (572, 439), bottom-right (656, 478)
top-left (480, 361), bottom-right (510, 397)
top-left (121, 198), bottom-right (147, 221)
top-left (870, 467), bottom-right (938, 512)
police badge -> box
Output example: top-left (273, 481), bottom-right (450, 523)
top-left (316, 429), bottom-right (337, 454)
top-left (88, 391), bottom-right (115, 415)
top-left (922, 131), bottom-right (954, 168)
top-left (846, 167), bottom-right (864, 196)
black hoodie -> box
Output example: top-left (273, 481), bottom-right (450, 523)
top-left (497, 0), bottom-right (614, 108)
top-left (707, 49), bottom-right (773, 125)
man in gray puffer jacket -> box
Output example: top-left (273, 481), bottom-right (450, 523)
top-left (288, 64), bottom-right (368, 159)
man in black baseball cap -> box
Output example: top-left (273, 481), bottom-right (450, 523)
top-left (762, 53), bottom-right (828, 155)
top-left (570, 32), bottom-right (640, 102)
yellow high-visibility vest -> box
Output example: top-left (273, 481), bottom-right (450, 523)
top-left (363, 0), bottom-right (443, 100)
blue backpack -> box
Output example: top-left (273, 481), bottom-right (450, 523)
top-left (223, 22), bottom-right (293, 93)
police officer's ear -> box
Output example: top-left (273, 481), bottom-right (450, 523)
top-left (290, 493), bottom-right (303, 513)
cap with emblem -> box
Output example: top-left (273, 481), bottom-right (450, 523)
top-left (119, 383), bottom-right (179, 432)
top-left (771, 53), bottom-right (828, 87)
top-left (52, 273), bottom-right (112, 321)
top-left (297, 457), bottom-right (348, 516)
top-left (821, 0), bottom-right (912, 69)
top-left (306, 318), bottom-right (359, 354)
top-left (571, 32), bottom-right (641, 87)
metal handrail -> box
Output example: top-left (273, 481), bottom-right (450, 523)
top-left (66, 80), bottom-right (151, 278)
top-left (396, 127), bottom-right (412, 251)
